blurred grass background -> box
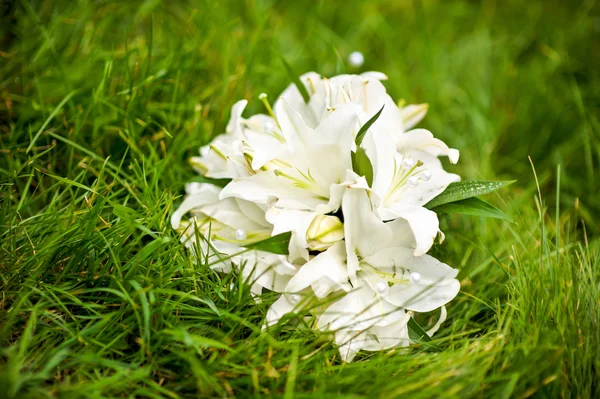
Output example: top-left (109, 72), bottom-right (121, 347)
top-left (1, 0), bottom-right (599, 397)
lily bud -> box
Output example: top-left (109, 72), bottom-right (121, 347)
top-left (306, 215), bottom-right (344, 251)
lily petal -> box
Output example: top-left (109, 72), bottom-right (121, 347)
top-left (275, 97), bottom-right (315, 151)
top-left (171, 184), bottom-right (221, 229)
top-left (285, 241), bottom-right (349, 298)
top-left (364, 247), bottom-right (460, 312)
top-left (220, 172), bottom-right (324, 210)
top-left (275, 71), bottom-right (324, 128)
top-left (314, 102), bottom-right (360, 152)
top-left (334, 330), bottom-right (366, 363)
top-left (380, 204), bottom-right (440, 256)
top-left (266, 208), bottom-right (316, 262)
top-left (396, 129), bottom-right (459, 164)
top-left (226, 99), bottom-right (248, 136)
top-left (400, 104), bottom-right (428, 131)
top-left (264, 294), bottom-right (296, 328)
top-left (342, 180), bottom-right (393, 282)
top-left (360, 71), bottom-right (388, 81)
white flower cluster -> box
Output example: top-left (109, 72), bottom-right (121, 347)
top-left (172, 71), bottom-right (461, 362)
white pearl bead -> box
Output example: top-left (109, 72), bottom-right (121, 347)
top-left (348, 51), bottom-right (365, 67)
top-left (263, 120), bottom-right (275, 133)
top-left (375, 281), bottom-right (388, 294)
top-left (407, 176), bottom-right (419, 187)
top-left (421, 170), bottom-right (432, 181)
top-left (235, 229), bottom-right (247, 240)
top-left (409, 272), bottom-right (422, 283)
top-left (402, 158), bottom-right (415, 169)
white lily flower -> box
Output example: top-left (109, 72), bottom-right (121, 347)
top-left (171, 182), bottom-right (296, 294)
top-left (309, 182), bottom-right (458, 361)
top-left (190, 99), bottom-right (289, 179)
top-left (316, 281), bottom-right (410, 362)
top-left (190, 101), bottom-right (248, 179)
top-left (219, 101), bottom-right (362, 258)
top-left (277, 72), bottom-right (417, 136)
top-left (269, 179), bottom-right (458, 360)
top-left (220, 103), bottom-right (360, 210)
top-left (361, 123), bottom-right (460, 255)
top-left (342, 181), bottom-right (460, 312)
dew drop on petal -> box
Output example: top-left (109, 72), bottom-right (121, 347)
top-left (409, 272), bottom-right (422, 283)
top-left (408, 176), bottom-right (419, 187)
top-left (348, 51), bottom-right (365, 68)
top-left (235, 229), bottom-right (247, 240)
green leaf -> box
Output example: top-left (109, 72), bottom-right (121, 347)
top-left (190, 175), bottom-right (232, 188)
top-left (355, 105), bottom-right (385, 146)
top-left (407, 318), bottom-right (441, 351)
top-left (434, 197), bottom-right (512, 221)
top-left (424, 180), bottom-right (515, 209)
top-left (244, 231), bottom-right (292, 255)
top-left (350, 105), bottom-right (384, 186)
top-left (407, 318), bottom-right (432, 342)
top-left (280, 56), bottom-right (310, 104)
top-left (351, 147), bottom-right (374, 186)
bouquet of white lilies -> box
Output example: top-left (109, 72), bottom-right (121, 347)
top-left (172, 71), bottom-right (510, 362)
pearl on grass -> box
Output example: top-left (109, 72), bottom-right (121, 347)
top-left (348, 51), bottom-right (365, 67)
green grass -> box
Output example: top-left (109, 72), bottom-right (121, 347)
top-left (1, 0), bottom-right (599, 397)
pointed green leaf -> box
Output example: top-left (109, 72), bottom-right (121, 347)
top-left (244, 231), bottom-right (292, 255)
top-left (407, 318), bottom-right (432, 342)
top-left (407, 318), bottom-right (442, 351)
top-left (351, 147), bottom-right (374, 186)
top-left (407, 318), bottom-right (444, 353)
top-left (190, 175), bottom-right (232, 188)
top-left (434, 197), bottom-right (512, 221)
top-left (425, 180), bottom-right (515, 209)
top-left (355, 105), bottom-right (385, 146)
top-left (280, 56), bottom-right (310, 104)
